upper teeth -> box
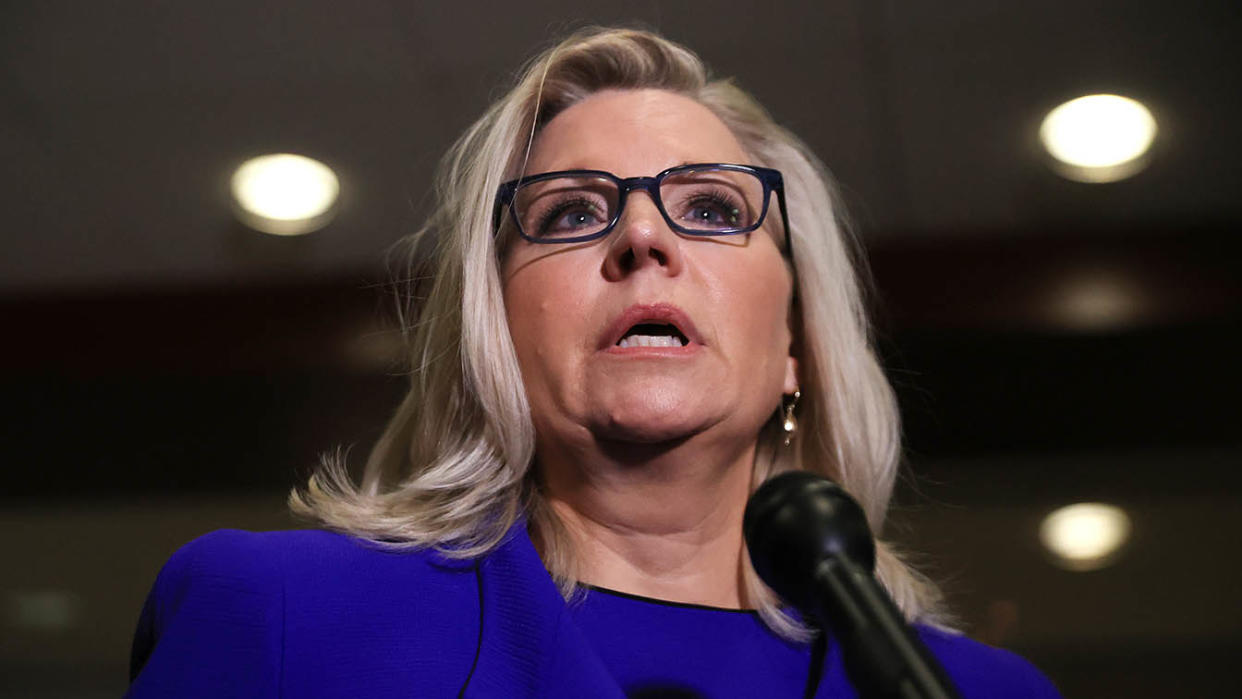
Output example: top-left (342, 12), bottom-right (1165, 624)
top-left (618, 335), bottom-right (686, 348)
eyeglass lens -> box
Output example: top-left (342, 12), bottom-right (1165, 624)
top-left (511, 168), bottom-right (767, 241)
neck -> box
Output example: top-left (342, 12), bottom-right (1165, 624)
top-left (537, 433), bottom-right (756, 609)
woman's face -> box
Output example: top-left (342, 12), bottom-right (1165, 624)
top-left (501, 89), bottom-right (798, 453)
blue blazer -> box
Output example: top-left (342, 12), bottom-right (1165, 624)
top-left (127, 525), bottom-right (1060, 697)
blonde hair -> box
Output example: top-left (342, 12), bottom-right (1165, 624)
top-left (291, 26), bottom-right (947, 639)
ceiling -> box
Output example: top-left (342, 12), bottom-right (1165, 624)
top-left (2, 0), bottom-right (1239, 291)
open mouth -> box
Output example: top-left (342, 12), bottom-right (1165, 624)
top-left (602, 303), bottom-right (700, 351)
top-left (616, 322), bottom-right (689, 349)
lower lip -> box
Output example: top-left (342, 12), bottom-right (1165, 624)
top-left (601, 343), bottom-right (700, 356)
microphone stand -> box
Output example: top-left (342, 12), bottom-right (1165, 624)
top-left (811, 555), bottom-right (961, 699)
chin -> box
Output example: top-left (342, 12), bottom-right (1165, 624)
top-left (593, 420), bottom-right (702, 446)
top-left (590, 393), bottom-right (715, 445)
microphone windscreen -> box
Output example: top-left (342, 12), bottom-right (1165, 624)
top-left (743, 471), bottom-right (876, 613)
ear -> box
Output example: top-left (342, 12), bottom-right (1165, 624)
top-left (783, 354), bottom-right (800, 395)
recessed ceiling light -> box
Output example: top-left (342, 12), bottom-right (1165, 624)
top-left (1039, 502), bottom-right (1132, 571)
top-left (230, 153), bottom-right (340, 235)
top-left (1039, 94), bottom-right (1157, 183)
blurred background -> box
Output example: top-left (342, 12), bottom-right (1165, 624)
top-left (2, 1), bottom-right (1239, 696)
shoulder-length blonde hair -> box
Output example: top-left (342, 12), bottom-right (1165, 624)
top-left (291, 26), bottom-right (946, 639)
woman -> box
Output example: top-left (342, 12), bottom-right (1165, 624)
top-left (127, 28), bottom-right (1059, 698)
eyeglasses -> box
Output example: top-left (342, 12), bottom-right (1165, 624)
top-left (492, 163), bottom-right (792, 257)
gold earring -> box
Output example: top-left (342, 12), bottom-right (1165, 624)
top-left (782, 390), bottom-right (800, 447)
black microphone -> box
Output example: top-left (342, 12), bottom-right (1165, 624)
top-left (744, 471), bottom-right (962, 699)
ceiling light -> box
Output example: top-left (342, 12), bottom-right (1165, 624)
top-left (1039, 502), bottom-right (1132, 571)
top-left (4, 589), bottom-right (81, 631)
top-left (230, 153), bottom-right (340, 235)
top-left (1039, 94), bottom-right (1157, 182)
top-left (1050, 271), bottom-right (1144, 330)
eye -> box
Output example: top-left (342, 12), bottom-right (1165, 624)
top-left (681, 191), bottom-right (744, 229)
top-left (530, 198), bottom-right (607, 237)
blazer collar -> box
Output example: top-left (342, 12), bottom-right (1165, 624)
top-left (465, 521), bottom-right (626, 698)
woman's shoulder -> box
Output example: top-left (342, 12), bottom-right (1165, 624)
top-left (914, 625), bottom-right (1062, 698)
top-left (150, 527), bottom-right (477, 608)
top-left (129, 529), bottom-right (482, 696)
top-left (154, 528), bottom-right (321, 585)
top-left (163, 526), bottom-right (473, 573)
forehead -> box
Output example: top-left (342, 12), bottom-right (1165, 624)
top-left (526, 89), bottom-right (750, 176)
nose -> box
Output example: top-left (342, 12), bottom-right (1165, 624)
top-left (603, 190), bottom-right (685, 279)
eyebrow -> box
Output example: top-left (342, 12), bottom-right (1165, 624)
top-left (530, 160), bottom-right (715, 177)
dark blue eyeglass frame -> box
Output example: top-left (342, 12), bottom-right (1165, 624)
top-left (492, 163), bottom-right (794, 261)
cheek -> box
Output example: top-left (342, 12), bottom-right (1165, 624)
top-left (505, 278), bottom-right (554, 365)
top-left (502, 258), bottom-right (595, 386)
top-left (717, 254), bottom-right (795, 374)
